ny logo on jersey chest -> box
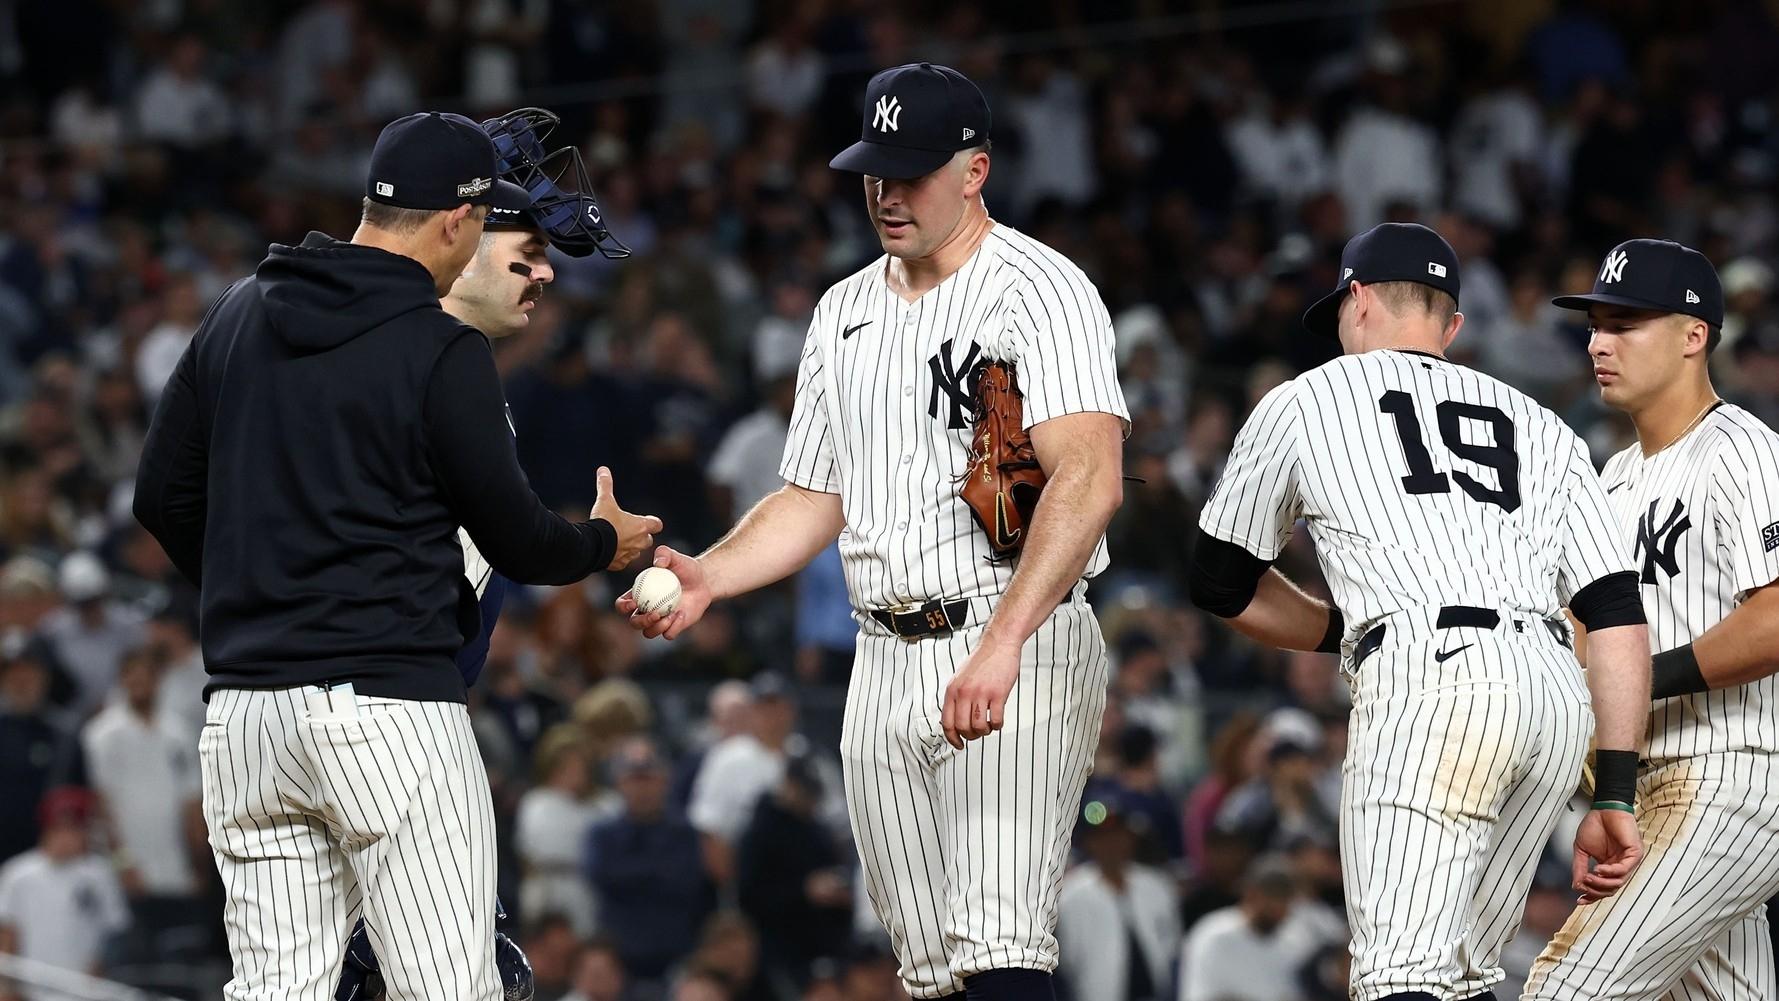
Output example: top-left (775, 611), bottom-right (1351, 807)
top-left (927, 338), bottom-right (986, 430)
top-left (1635, 498), bottom-right (1691, 583)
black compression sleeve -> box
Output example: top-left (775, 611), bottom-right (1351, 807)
top-left (1593, 749), bottom-right (1639, 807)
top-left (1187, 531), bottom-right (1271, 617)
top-left (1316, 607), bottom-right (1345, 653)
top-left (1570, 571), bottom-right (1645, 631)
top-left (425, 332), bottom-right (616, 583)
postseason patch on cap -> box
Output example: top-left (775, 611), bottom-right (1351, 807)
top-left (457, 176), bottom-right (493, 198)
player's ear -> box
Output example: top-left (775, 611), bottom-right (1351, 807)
top-left (1443, 311), bottom-right (1465, 350)
top-left (1680, 316), bottom-right (1710, 359)
top-left (962, 151), bottom-right (990, 198)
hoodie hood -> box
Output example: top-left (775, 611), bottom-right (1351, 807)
top-left (255, 231), bottom-right (442, 351)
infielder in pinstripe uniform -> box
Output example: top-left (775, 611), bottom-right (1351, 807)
top-left (619, 63), bottom-right (1129, 1001)
top-left (1189, 223), bottom-right (1653, 1001)
top-left (1525, 240), bottom-right (1779, 1000)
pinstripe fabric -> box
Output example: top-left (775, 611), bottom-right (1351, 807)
top-left (1343, 619), bottom-right (1592, 1001)
top-left (840, 591), bottom-right (1108, 998)
top-left (1200, 350), bottom-right (1629, 629)
top-left (1524, 404), bottom-right (1779, 1001)
top-left (778, 224), bottom-right (1129, 611)
top-left (200, 688), bottom-right (499, 1001)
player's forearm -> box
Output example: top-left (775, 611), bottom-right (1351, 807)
top-left (1584, 623), bottom-right (1652, 752)
top-left (1226, 569), bottom-right (1337, 651)
top-left (978, 455), bottom-right (1122, 652)
top-left (700, 483), bottom-right (844, 601)
top-left (1667, 584), bottom-right (1779, 693)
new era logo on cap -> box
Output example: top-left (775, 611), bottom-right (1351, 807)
top-left (1428, 262), bottom-right (1447, 277)
top-left (1687, 289), bottom-right (1702, 304)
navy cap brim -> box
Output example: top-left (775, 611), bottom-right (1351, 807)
top-left (485, 178), bottom-right (532, 212)
top-left (1302, 286), bottom-right (1348, 337)
top-left (830, 140), bottom-right (954, 179)
top-left (1550, 291), bottom-right (1702, 319)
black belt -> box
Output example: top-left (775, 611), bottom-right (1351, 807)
top-left (1352, 604), bottom-right (1567, 668)
top-left (868, 599), bottom-right (972, 639)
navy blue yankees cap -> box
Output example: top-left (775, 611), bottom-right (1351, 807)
top-left (830, 63), bottom-right (991, 180)
top-left (1551, 238), bottom-right (1724, 328)
top-left (366, 112), bottom-right (531, 212)
top-left (1302, 223), bottom-right (1462, 337)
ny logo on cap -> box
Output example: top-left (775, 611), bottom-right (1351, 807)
top-left (1428, 262), bottom-right (1447, 277)
top-left (874, 95), bottom-right (902, 133)
top-left (1686, 289), bottom-right (1702, 304)
top-left (1600, 249), bottom-right (1629, 284)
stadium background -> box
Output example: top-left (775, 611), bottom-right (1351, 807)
top-left (5, 0), bottom-right (1779, 999)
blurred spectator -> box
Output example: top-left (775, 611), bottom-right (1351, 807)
top-left (1183, 712), bottom-right (1261, 866)
top-left (707, 348), bottom-right (796, 525)
top-left (559, 937), bottom-right (629, 1001)
top-left (1175, 854), bottom-right (1338, 1001)
top-left (1082, 724), bottom-right (1184, 866)
top-left (35, 552), bottom-right (146, 717)
top-left (670, 680), bottom-right (753, 812)
top-left (0, 788), bottom-right (128, 996)
top-left (132, 35), bottom-right (231, 149)
top-left (1180, 827), bottom-right (1254, 933)
top-left (746, 16), bottom-right (824, 119)
top-left (79, 646), bottom-right (201, 901)
top-left (793, 544), bottom-right (858, 685)
top-left (0, 641), bottom-right (80, 864)
top-left (669, 968), bottom-right (735, 1001)
top-left (584, 736), bottom-right (714, 983)
top-left (1214, 731), bottom-right (1337, 854)
top-left (515, 725), bottom-right (602, 935)
top-left (689, 672), bottom-right (840, 885)
top-left (735, 752), bottom-right (851, 991)
top-left (146, 599), bottom-right (204, 742)
top-left (1225, 78), bottom-right (1330, 213)
top-left (1331, 38), bottom-right (1442, 231)
top-left (1448, 66), bottom-right (1544, 230)
top-left (520, 914), bottom-right (582, 1001)
top-left (683, 910), bottom-right (767, 1001)
top-left (1056, 797), bottom-right (1179, 1001)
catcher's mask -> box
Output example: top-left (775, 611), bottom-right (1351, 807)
top-left (479, 107), bottom-right (629, 260)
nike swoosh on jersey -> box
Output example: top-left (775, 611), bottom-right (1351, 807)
top-left (1433, 643), bottom-right (1473, 664)
top-left (843, 321), bottom-right (872, 339)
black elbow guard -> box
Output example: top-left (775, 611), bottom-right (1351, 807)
top-left (1570, 571), bottom-right (1645, 631)
top-left (1187, 532), bottom-right (1270, 618)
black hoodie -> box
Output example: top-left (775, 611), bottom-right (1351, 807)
top-left (135, 232), bottom-right (615, 702)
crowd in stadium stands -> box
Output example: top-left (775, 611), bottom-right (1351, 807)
top-left (4, 1), bottom-right (1779, 999)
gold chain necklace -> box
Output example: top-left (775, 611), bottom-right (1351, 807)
top-left (1648, 397), bottom-right (1721, 457)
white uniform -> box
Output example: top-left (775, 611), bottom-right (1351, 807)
top-left (1525, 403), bottom-right (1779, 1001)
top-left (1199, 349), bottom-right (1632, 1001)
top-left (781, 223), bottom-right (1129, 997)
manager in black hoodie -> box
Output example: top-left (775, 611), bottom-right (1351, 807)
top-left (132, 112), bottom-right (661, 1001)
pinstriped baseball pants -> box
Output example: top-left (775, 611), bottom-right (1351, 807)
top-left (840, 591), bottom-right (1109, 999)
top-left (1524, 753), bottom-right (1779, 1001)
top-left (199, 687), bottom-right (500, 1001)
top-left (1343, 615), bottom-right (1594, 1001)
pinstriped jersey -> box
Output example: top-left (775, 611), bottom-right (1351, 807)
top-left (779, 224), bottom-right (1129, 610)
top-left (1599, 403), bottom-right (1779, 760)
top-left (1199, 349), bottom-right (1631, 631)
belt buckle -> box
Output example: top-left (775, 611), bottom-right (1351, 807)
top-left (886, 601), bottom-right (919, 638)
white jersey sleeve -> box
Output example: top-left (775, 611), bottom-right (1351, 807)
top-left (1556, 435), bottom-right (1635, 603)
top-left (1197, 380), bottom-right (1304, 561)
top-left (778, 319), bottom-right (840, 494)
top-left (1707, 427), bottom-right (1779, 597)
top-left (1001, 261), bottom-right (1129, 429)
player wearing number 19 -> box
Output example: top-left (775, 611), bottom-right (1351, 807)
top-left (1188, 223), bottom-right (1652, 1001)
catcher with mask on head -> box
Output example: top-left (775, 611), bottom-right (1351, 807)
top-left (333, 106), bottom-right (628, 1001)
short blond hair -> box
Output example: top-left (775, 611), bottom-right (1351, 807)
top-left (1369, 281), bottom-right (1457, 328)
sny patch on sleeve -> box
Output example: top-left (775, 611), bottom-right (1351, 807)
top-left (1763, 521), bottom-right (1779, 553)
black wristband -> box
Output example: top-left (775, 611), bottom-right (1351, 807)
top-left (1593, 749), bottom-right (1639, 808)
top-left (1316, 607), bottom-right (1344, 653)
top-left (1651, 643), bottom-right (1707, 701)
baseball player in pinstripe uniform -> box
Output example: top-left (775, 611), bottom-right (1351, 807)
top-left (619, 63), bottom-right (1129, 1001)
top-left (1524, 240), bottom-right (1779, 1000)
top-left (1189, 223), bottom-right (1653, 1001)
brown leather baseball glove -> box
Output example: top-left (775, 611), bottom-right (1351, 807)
top-left (958, 361), bottom-right (1047, 560)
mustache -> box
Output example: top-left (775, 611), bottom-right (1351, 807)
top-left (519, 283), bottom-right (545, 304)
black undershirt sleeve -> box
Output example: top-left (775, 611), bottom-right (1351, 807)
top-left (1187, 530), bottom-right (1272, 618)
top-left (1569, 570), bottom-right (1645, 631)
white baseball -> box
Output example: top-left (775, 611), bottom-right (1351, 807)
top-left (631, 566), bottom-right (682, 616)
